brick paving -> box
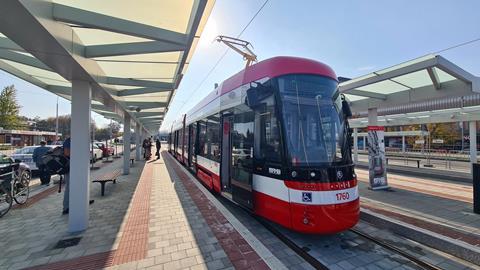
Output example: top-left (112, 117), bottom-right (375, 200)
top-left (0, 147), bottom-right (287, 270)
top-left (356, 168), bottom-right (480, 248)
top-left (0, 153), bottom-right (145, 270)
top-left (3, 146), bottom-right (479, 270)
top-left (164, 153), bottom-right (270, 270)
top-left (356, 170), bottom-right (472, 203)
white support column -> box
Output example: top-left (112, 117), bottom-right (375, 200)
top-left (368, 108), bottom-right (378, 126)
top-left (470, 121), bottom-right (477, 172)
top-left (123, 115), bottom-right (131, 175)
top-left (353, 128), bottom-right (358, 163)
top-left (69, 80), bottom-right (91, 232)
top-left (135, 122), bottom-right (141, 161)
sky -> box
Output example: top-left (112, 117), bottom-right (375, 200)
top-left (1, 0), bottom-right (479, 130)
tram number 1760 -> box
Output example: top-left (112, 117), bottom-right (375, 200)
top-left (336, 192), bottom-right (350, 201)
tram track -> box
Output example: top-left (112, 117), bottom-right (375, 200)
top-left (249, 211), bottom-right (445, 270)
top-left (177, 157), bottom-right (467, 270)
top-left (348, 228), bottom-right (442, 270)
top-left (214, 191), bottom-right (453, 270)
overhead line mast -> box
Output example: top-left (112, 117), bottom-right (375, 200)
top-left (215, 35), bottom-right (257, 68)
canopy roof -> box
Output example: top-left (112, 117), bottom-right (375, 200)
top-left (0, 0), bottom-right (215, 133)
top-left (340, 54), bottom-right (480, 128)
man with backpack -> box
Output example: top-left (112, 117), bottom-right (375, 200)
top-left (155, 138), bottom-right (161, 159)
top-left (61, 137), bottom-right (93, 215)
top-left (32, 140), bottom-right (51, 185)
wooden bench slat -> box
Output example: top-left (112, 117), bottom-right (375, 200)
top-left (92, 169), bottom-right (122, 196)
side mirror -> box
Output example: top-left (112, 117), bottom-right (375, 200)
top-left (342, 99), bottom-right (352, 118)
top-left (246, 81), bottom-right (273, 108)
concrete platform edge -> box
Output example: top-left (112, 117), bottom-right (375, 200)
top-left (169, 155), bottom-right (288, 270)
top-left (360, 208), bottom-right (480, 265)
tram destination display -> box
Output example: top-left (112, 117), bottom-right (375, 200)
top-left (367, 126), bottom-right (389, 190)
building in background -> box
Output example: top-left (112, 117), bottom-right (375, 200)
top-left (0, 128), bottom-right (60, 146)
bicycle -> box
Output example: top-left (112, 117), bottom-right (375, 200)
top-left (0, 163), bottom-right (31, 218)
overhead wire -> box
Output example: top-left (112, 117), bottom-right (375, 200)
top-left (173, 0), bottom-right (270, 115)
top-left (433, 36), bottom-right (480, 54)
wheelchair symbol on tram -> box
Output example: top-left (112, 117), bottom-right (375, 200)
top-left (302, 192), bottom-right (312, 202)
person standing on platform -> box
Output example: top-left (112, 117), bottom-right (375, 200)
top-left (32, 140), bottom-right (51, 185)
top-left (143, 138), bottom-right (151, 160)
top-left (62, 137), bottom-right (71, 214)
top-left (62, 137), bottom-right (94, 215)
top-left (155, 138), bottom-right (161, 159)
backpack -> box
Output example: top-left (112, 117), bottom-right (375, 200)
top-left (41, 147), bottom-right (70, 175)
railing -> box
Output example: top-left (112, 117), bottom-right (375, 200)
top-left (357, 148), bottom-right (474, 172)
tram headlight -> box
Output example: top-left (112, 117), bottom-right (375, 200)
top-left (291, 171), bottom-right (297, 178)
top-left (310, 172), bottom-right (316, 178)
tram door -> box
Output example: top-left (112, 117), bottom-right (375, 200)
top-left (220, 115), bottom-right (232, 192)
top-left (230, 107), bottom-right (255, 209)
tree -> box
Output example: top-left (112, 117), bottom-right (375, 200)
top-left (108, 121), bottom-right (121, 137)
top-left (95, 128), bottom-right (112, 141)
top-left (0, 85), bottom-right (23, 129)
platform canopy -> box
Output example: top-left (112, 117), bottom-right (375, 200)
top-left (340, 54), bottom-right (480, 128)
top-left (0, 0), bottom-right (214, 133)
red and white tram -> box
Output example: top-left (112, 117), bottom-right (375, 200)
top-left (169, 56), bottom-right (359, 234)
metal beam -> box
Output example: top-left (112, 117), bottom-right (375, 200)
top-left (344, 89), bottom-right (387, 100)
top-left (339, 55), bottom-right (438, 92)
top-left (99, 76), bottom-right (174, 89)
top-left (123, 101), bottom-right (167, 110)
top-left (134, 112), bottom-right (163, 118)
top-left (0, 49), bottom-right (52, 71)
top-left (426, 67), bottom-right (441, 90)
top-left (85, 41), bottom-right (186, 58)
top-left (52, 3), bottom-right (187, 46)
top-left (0, 37), bottom-right (23, 51)
top-left (0, 0), bottom-right (126, 119)
top-left (349, 79), bottom-right (472, 115)
top-left (0, 60), bottom-right (47, 88)
top-left (167, 0), bottom-right (208, 106)
top-left (141, 118), bottom-right (163, 122)
top-left (436, 56), bottom-right (479, 92)
top-left (116, 87), bottom-right (171, 97)
top-left (350, 107), bottom-right (480, 128)
top-left (46, 85), bottom-right (71, 96)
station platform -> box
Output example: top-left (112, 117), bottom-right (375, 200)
top-left (355, 168), bottom-right (480, 265)
top-left (1, 150), bottom-right (479, 270)
top-left (0, 152), bottom-right (294, 270)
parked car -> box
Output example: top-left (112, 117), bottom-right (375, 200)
top-left (0, 154), bottom-right (31, 181)
top-left (10, 145), bottom-right (57, 171)
top-left (93, 141), bottom-right (114, 157)
top-left (90, 144), bottom-right (103, 162)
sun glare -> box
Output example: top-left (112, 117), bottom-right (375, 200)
top-left (199, 18), bottom-right (218, 47)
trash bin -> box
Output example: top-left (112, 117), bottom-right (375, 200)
top-left (472, 163), bottom-right (480, 214)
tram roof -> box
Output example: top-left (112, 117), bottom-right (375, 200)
top-left (0, 0), bottom-right (215, 133)
top-left (340, 54), bottom-right (480, 128)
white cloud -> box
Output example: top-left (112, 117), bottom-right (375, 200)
top-left (356, 65), bottom-right (376, 72)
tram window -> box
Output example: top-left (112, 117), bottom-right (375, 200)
top-left (255, 96), bottom-right (281, 163)
top-left (231, 105), bottom-right (254, 184)
top-left (178, 128), bottom-right (183, 154)
top-left (207, 115), bottom-right (221, 162)
top-left (198, 121), bottom-right (207, 157)
top-left (190, 123), bottom-right (197, 163)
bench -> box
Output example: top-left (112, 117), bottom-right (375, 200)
top-left (386, 157), bottom-right (421, 168)
top-left (92, 168), bottom-right (122, 196)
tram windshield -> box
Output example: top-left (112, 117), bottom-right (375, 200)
top-left (277, 74), bottom-right (349, 166)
